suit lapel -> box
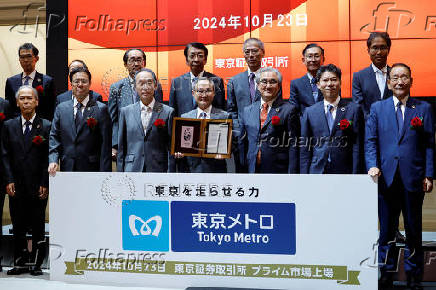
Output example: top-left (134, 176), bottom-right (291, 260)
top-left (14, 117), bottom-right (26, 153)
top-left (25, 116), bottom-right (42, 153)
top-left (331, 99), bottom-right (347, 136)
top-left (13, 74), bottom-right (23, 92)
top-left (399, 98), bottom-right (416, 142)
top-left (145, 102), bottom-right (163, 139)
top-left (382, 66), bottom-right (391, 99)
top-left (76, 99), bottom-right (97, 135)
top-left (66, 100), bottom-right (77, 138)
top-left (261, 98), bottom-right (281, 132)
top-left (314, 102), bottom-right (330, 135)
top-left (33, 71), bottom-right (43, 89)
top-left (250, 101), bottom-right (260, 133)
top-left (366, 65), bottom-right (382, 99)
top-left (133, 102), bottom-right (145, 137)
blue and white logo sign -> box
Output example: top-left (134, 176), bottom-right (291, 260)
top-left (122, 200), bottom-right (169, 251)
top-left (171, 201), bottom-right (295, 254)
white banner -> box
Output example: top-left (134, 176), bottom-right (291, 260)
top-left (50, 173), bottom-right (378, 289)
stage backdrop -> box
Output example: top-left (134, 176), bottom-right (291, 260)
top-left (67, 0), bottom-right (436, 101)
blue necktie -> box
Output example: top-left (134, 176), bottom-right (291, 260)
top-left (75, 102), bottom-right (83, 129)
top-left (311, 78), bottom-right (318, 102)
top-left (396, 102), bottom-right (403, 134)
top-left (200, 112), bottom-right (207, 119)
top-left (249, 73), bottom-right (256, 103)
top-left (192, 77), bottom-right (198, 107)
top-left (23, 75), bottom-right (30, 86)
top-left (326, 104), bottom-right (334, 133)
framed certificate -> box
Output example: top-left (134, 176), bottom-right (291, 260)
top-left (171, 117), bottom-right (232, 159)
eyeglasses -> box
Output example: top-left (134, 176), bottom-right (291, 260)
top-left (259, 79), bottom-right (278, 85)
top-left (137, 79), bottom-right (155, 86)
top-left (195, 89), bottom-right (214, 95)
top-left (304, 54), bottom-right (322, 60)
top-left (389, 76), bottom-right (410, 83)
top-left (72, 79), bottom-right (89, 85)
top-left (127, 58), bottom-right (144, 64)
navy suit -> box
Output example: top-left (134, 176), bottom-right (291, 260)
top-left (289, 74), bottom-right (323, 115)
top-left (5, 72), bottom-right (56, 120)
top-left (365, 97), bottom-right (434, 280)
top-left (49, 99), bottom-right (112, 172)
top-left (56, 90), bottom-right (102, 106)
top-left (108, 77), bottom-right (163, 148)
top-left (0, 98), bottom-right (9, 252)
top-left (300, 99), bottom-right (364, 174)
top-left (181, 107), bottom-right (229, 173)
top-left (352, 65), bottom-right (392, 118)
top-left (1, 116), bottom-right (50, 268)
top-left (169, 71), bottom-right (225, 117)
top-left (117, 101), bottom-right (174, 172)
top-left (239, 98), bottom-right (299, 173)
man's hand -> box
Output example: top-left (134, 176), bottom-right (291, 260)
top-left (174, 152), bottom-right (184, 159)
top-left (38, 186), bottom-right (48, 199)
top-left (214, 154), bottom-right (224, 160)
top-left (423, 177), bottom-right (433, 193)
top-left (112, 148), bottom-right (118, 161)
top-left (6, 183), bottom-right (15, 197)
top-left (368, 167), bottom-right (381, 182)
top-left (48, 162), bottom-right (58, 177)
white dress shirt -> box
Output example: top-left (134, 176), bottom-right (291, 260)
top-left (73, 95), bottom-right (90, 118)
top-left (140, 98), bottom-right (155, 130)
top-left (22, 70), bottom-right (36, 86)
top-left (393, 95), bottom-right (409, 119)
top-left (323, 96), bottom-right (341, 120)
top-left (197, 105), bottom-right (212, 119)
top-left (371, 63), bottom-right (388, 98)
top-left (21, 113), bottom-right (36, 133)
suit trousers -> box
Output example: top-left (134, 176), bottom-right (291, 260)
top-left (378, 170), bottom-right (424, 280)
top-left (9, 192), bottom-right (47, 267)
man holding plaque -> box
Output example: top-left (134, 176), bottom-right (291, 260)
top-left (117, 68), bottom-right (174, 172)
top-left (175, 77), bottom-right (229, 173)
top-left (239, 67), bottom-right (299, 173)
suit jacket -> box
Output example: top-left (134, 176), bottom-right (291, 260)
top-left (169, 71), bottom-right (225, 117)
top-left (108, 77), bottom-right (163, 148)
top-left (239, 98), bottom-right (299, 174)
top-left (181, 107), bottom-right (229, 173)
top-left (300, 99), bottom-right (364, 174)
top-left (56, 90), bottom-right (102, 106)
top-left (1, 116), bottom-right (50, 196)
top-left (352, 65), bottom-right (392, 118)
top-left (0, 98), bottom-right (10, 192)
top-left (49, 99), bottom-right (112, 172)
top-left (365, 97), bottom-right (434, 192)
top-left (5, 71), bottom-right (56, 120)
top-left (289, 74), bottom-right (323, 115)
top-left (117, 101), bottom-right (174, 172)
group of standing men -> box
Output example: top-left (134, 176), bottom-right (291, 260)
top-left (0, 31), bottom-right (433, 289)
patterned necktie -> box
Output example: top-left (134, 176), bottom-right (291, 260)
top-left (75, 102), bottom-right (83, 129)
top-left (192, 77), bottom-right (198, 107)
top-left (23, 75), bottom-right (30, 86)
top-left (249, 73), bottom-right (256, 103)
top-left (260, 103), bottom-right (268, 128)
top-left (396, 101), bottom-right (403, 134)
top-left (311, 78), bottom-right (318, 102)
top-left (200, 112), bottom-right (207, 119)
top-left (326, 104), bottom-right (334, 133)
top-left (24, 120), bottom-right (32, 141)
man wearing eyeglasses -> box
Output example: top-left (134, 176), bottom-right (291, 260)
top-left (108, 49), bottom-right (163, 161)
top-left (174, 77), bottom-right (229, 173)
top-left (239, 67), bottom-right (299, 173)
top-left (289, 43), bottom-right (325, 115)
top-left (5, 43), bottom-right (56, 120)
top-left (366, 63), bottom-right (433, 290)
top-left (352, 32), bottom-right (393, 119)
top-left (48, 67), bottom-right (111, 174)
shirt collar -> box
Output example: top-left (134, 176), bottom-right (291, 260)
top-left (140, 97), bottom-right (155, 111)
top-left (21, 113), bottom-right (36, 126)
top-left (23, 70), bottom-right (36, 81)
top-left (306, 72), bottom-right (315, 82)
top-left (248, 67), bottom-right (260, 76)
top-left (73, 95), bottom-right (90, 108)
top-left (324, 96), bottom-right (341, 108)
top-left (197, 105), bottom-right (212, 117)
top-left (371, 63), bottom-right (388, 74)
top-left (260, 97), bottom-right (277, 109)
top-left (190, 71), bottom-right (204, 81)
top-left (393, 95), bottom-right (409, 107)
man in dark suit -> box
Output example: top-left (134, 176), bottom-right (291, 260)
top-left (108, 49), bottom-right (163, 160)
top-left (56, 60), bottom-right (102, 106)
top-left (117, 69), bottom-right (174, 172)
top-left (48, 67), bottom-right (111, 175)
top-left (1, 86), bottom-right (50, 276)
top-left (300, 64), bottom-right (364, 174)
top-left (352, 32), bottom-right (393, 118)
top-left (5, 43), bottom-right (56, 120)
top-left (0, 97), bottom-right (9, 272)
top-left (169, 42), bottom-right (225, 118)
top-left (366, 63), bottom-right (434, 290)
top-left (175, 77), bottom-right (229, 173)
top-left (239, 67), bottom-right (299, 174)
top-left (289, 43), bottom-right (325, 115)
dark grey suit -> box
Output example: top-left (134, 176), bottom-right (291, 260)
top-left (117, 101), bottom-right (174, 172)
top-left (108, 77), bottom-right (163, 148)
top-left (181, 107), bottom-right (229, 173)
top-left (49, 99), bottom-right (112, 171)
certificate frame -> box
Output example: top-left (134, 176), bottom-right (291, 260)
top-left (171, 117), bottom-right (233, 159)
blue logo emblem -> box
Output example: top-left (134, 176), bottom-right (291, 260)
top-left (122, 200), bottom-right (169, 251)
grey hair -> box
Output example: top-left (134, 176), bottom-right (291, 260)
top-left (243, 38), bottom-right (265, 52)
top-left (192, 77), bottom-right (215, 92)
top-left (255, 67), bottom-right (282, 85)
top-left (15, 85), bottom-right (38, 100)
top-left (134, 68), bottom-right (157, 84)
